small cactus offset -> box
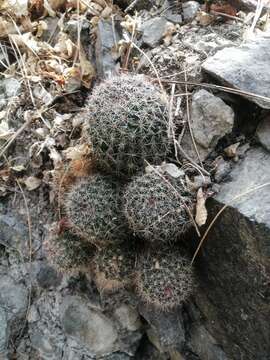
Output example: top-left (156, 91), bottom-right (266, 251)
top-left (123, 170), bottom-right (193, 243)
top-left (135, 248), bottom-right (194, 310)
top-left (66, 174), bottom-right (129, 246)
top-left (85, 74), bottom-right (171, 177)
top-left (44, 225), bottom-right (96, 274)
top-left (92, 244), bottom-right (136, 293)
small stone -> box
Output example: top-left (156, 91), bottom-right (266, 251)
top-left (189, 325), bottom-right (228, 360)
top-left (37, 264), bottom-right (62, 289)
top-left (203, 35), bottom-right (270, 108)
top-left (0, 214), bottom-right (28, 255)
top-left (214, 158), bottom-right (231, 183)
top-left (139, 306), bottom-right (185, 351)
top-left (142, 17), bottom-right (168, 48)
top-left (164, 12), bottom-right (183, 24)
top-left (95, 18), bottom-right (122, 78)
top-left (114, 305), bottom-right (141, 331)
top-left (61, 296), bottom-right (118, 356)
top-left (256, 117), bottom-right (270, 151)
top-left (182, 90), bottom-right (234, 162)
top-left (182, 1), bottom-right (200, 21)
top-left (3, 78), bottom-right (21, 98)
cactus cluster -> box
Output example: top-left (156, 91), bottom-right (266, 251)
top-left (45, 227), bottom-right (95, 274)
top-left (85, 74), bottom-right (171, 177)
top-left (65, 174), bottom-right (128, 246)
top-left (124, 171), bottom-right (193, 242)
top-left (45, 74), bottom-right (196, 310)
top-left (135, 248), bottom-right (194, 310)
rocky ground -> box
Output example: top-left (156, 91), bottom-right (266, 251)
top-left (0, 0), bottom-right (270, 359)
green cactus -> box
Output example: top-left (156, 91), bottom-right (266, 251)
top-left (44, 228), bottom-right (95, 274)
top-left (84, 74), bottom-right (171, 177)
top-left (135, 248), bottom-right (194, 310)
top-left (92, 244), bottom-right (136, 293)
top-left (123, 171), bottom-right (193, 243)
top-left (66, 174), bottom-right (128, 246)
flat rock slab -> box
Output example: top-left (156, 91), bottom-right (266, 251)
top-left (196, 146), bottom-right (270, 359)
top-left (202, 35), bottom-right (270, 109)
top-left (256, 116), bottom-right (270, 151)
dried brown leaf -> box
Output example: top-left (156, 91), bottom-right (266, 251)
top-left (195, 187), bottom-right (208, 226)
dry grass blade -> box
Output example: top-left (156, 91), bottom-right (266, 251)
top-left (184, 66), bottom-right (204, 169)
top-left (191, 182), bottom-right (270, 265)
top-left (0, 112), bottom-right (33, 159)
top-left (130, 39), bottom-right (164, 92)
top-left (161, 79), bottom-right (270, 105)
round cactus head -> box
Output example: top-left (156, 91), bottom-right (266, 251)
top-left (135, 248), bottom-right (194, 310)
top-left (44, 226), bottom-right (95, 274)
top-left (92, 244), bottom-right (136, 293)
top-left (85, 74), bottom-right (171, 177)
top-left (65, 174), bottom-right (129, 246)
top-left (123, 170), bottom-right (193, 243)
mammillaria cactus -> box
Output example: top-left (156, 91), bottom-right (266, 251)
top-left (92, 244), bottom-right (136, 293)
top-left (65, 174), bottom-right (128, 246)
top-left (85, 74), bottom-right (171, 177)
top-left (45, 225), bottom-right (95, 274)
top-left (123, 170), bottom-right (193, 243)
top-left (135, 248), bottom-right (194, 310)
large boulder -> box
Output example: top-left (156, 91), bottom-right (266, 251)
top-left (195, 146), bottom-right (270, 359)
top-left (203, 35), bottom-right (270, 109)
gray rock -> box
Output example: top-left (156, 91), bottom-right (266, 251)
top-left (195, 146), bottom-right (270, 359)
top-left (114, 305), bottom-right (142, 331)
top-left (256, 116), bottom-right (270, 151)
top-left (182, 1), bottom-right (200, 21)
top-left (231, 0), bottom-right (270, 10)
top-left (214, 158), bottom-right (232, 183)
top-left (142, 17), bottom-right (168, 48)
top-left (95, 18), bottom-right (122, 78)
top-left (61, 296), bottom-right (118, 356)
top-left (164, 12), bottom-right (182, 24)
top-left (182, 90), bottom-right (234, 161)
top-left (0, 275), bottom-right (28, 324)
top-left (3, 78), bottom-right (21, 98)
top-left (189, 325), bottom-right (228, 360)
top-left (140, 307), bottom-right (185, 352)
top-left (0, 307), bottom-right (8, 355)
top-left (0, 213), bottom-right (28, 255)
top-left (203, 35), bottom-right (270, 109)
top-left (36, 264), bottom-right (62, 289)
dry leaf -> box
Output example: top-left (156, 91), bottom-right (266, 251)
top-left (0, 120), bottom-right (14, 140)
top-left (24, 176), bottom-right (42, 191)
top-left (160, 163), bottom-right (184, 178)
top-left (0, 0), bottom-right (28, 16)
top-left (224, 142), bottom-right (240, 158)
top-left (195, 187), bottom-right (208, 226)
top-left (63, 143), bottom-right (90, 160)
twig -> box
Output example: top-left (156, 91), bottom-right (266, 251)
top-left (129, 39), bottom-right (164, 92)
top-left (191, 182), bottom-right (270, 265)
top-left (184, 66), bottom-right (204, 169)
top-left (160, 79), bottom-right (270, 104)
top-left (0, 111), bottom-right (33, 159)
top-left (145, 160), bottom-right (201, 237)
top-left (125, 0), bottom-right (140, 12)
top-left (175, 141), bottom-right (210, 176)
